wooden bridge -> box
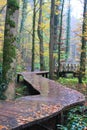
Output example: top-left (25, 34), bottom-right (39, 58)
top-left (0, 71), bottom-right (85, 130)
top-left (55, 64), bottom-right (80, 77)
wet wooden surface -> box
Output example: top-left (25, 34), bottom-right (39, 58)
top-left (0, 72), bottom-right (85, 130)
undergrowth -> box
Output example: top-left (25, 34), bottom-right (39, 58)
top-left (0, 78), bottom-right (7, 100)
top-left (57, 106), bottom-right (87, 130)
top-left (57, 77), bottom-right (87, 86)
top-left (57, 77), bottom-right (78, 86)
top-left (15, 85), bottom-right (28, 98)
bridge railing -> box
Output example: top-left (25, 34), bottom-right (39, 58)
top-left (60, 64), bottom-right (80, 72)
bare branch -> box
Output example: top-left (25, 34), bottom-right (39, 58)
top-left (0, 4), bottom-right (7, 13)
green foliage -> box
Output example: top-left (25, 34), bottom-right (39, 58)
top-left (7, 18), bottom-right (15, 27)
top-left (8, 0), bottom-right (19, 13)
top-left (15, 85), bottom-right (27, 98)
top-left (57, 77), bottom-right (87, 86)
top-left (0, 64), bottom-right (2, 76)
top-left (16, 65), bottom-right (23, 72)
top-left (57, 78), bottom-right (78, 86)
top-left (57, 106), bottom-right (87, 130)
top-left (57, 124), bottom-right (68, 130)
top-left (0, 79), bottom-right (7, 100)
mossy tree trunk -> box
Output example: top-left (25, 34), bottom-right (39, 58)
top-left (2, 0), bottom-right (19, 100)
top-left (78, 0), bottom-right (87, 83)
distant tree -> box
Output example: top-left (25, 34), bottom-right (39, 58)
top-left (65, 0), bottom-right (71, 61)
top-left (78, 0), bottom-right (87, 83)
top-left (2, 0), bottom-right (19, 99)
top-left (31, 0), bottom-right (36, 71)
top-left (53, 2), bottom-right (60, 69)
top-left (20, 0), bottom-right (28, 33)
top-left (37, 0), bottom-right (45, 71)
top-left (19, 0), bottom-right (28, 68)
top-left (57, 0), bottom-right (65, 78)
top-left (49, 0), bottom-right (55, 79)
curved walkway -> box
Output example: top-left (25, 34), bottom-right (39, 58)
top-left (0, 72), bottom-right (85, 130)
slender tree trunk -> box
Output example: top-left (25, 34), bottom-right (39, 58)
top-left (53, 4), bottom-right (60, 74)
top-left (38, 0), bottom-right (45, 71)
top-left (65, 0), bottom-right (71, 61)
top-left (19, 0), bottom-right (28, 69)
top-left (20, 0), bottom-right (27, 33)
top-left (2, 0), bottom-right (19, 100)
top-left (49, 0), bottom-right (55, 79)
top-left (31, 0), bottom-right (36, 71)
top-left (57, 0), bottom-right (65, 78)
top-left (78, 0), bottom-right (87, 83)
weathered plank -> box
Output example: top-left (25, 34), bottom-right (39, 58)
top-left (0, 72), bottom-right (85, 130)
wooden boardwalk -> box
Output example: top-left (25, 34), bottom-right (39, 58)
top-left (0, 71), bottom-right (85, 130)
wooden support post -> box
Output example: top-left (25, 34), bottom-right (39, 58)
top-left (55, 115), bottom-right (59, 130)
top-left (60, 111), bottom-right (64, 125)
top-left (17, 74), bottom-right (20, 82)
top-left (42, 73), bottom-right (44, 77)
top-left (46, 73), bottom-right (48, 78)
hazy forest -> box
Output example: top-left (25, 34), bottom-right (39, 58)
top-left (0, 0), bottom-right (87, 94)
top-left (0, 0), bottom-right (87, 96)
top-left (0, 0), bottom-right (87, 129)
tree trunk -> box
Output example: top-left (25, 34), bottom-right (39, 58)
top-left (65, 0), bottom-right (71, 61)
top-left (53, 4), bottom-right (60, 75)
top-left (78, 0), bottom-right (87, 83)
top-left (38, 0), bottom-right (45, 71)
top-left (49, 0), bottom-right (55, 79)
top-left (31, 0), bottom-right (36, 71)
top-left (57, 0), bottom-right (65, 78)
top-left (20, 0), bottom-right (27, 33)
top-left (2, 0), bottom-right (19, 100)
top-left (19, 0), bottom-right (28, 69)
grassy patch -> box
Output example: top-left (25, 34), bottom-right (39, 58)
top-left (15, 85), bottom-right (28, 98)
top-left (57, 77), bottom-right (87, 86)
top-left (57, 77), bottom-right (78, 86)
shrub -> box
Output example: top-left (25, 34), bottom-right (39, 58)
top-left (57, 106), bottom-right (87, 130)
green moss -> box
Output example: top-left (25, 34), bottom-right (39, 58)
top-left (7, 19), bottom-right (15, 28)
top-left (2, 0), bottom-right (19, 99)
top-left (3, 0), bottom-right (18, 80)
top-left (3, 40), bottom-right (16, 80)
top-left (8, 0), bottom-right (19, 13)
top-left (0, 79), bottom-right (7, 100)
